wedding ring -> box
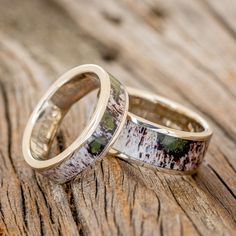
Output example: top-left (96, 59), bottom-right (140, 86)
top-left (22, 64), bottom-right (128, 183)
top-left (112, 87), bottom-right (212, 174)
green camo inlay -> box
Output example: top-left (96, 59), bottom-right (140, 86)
top-left (102, 112), bottom-right (115, 131)
top-left (159, 135), bottom-right (189, 154)
top-left (89, 136), bottom-right (107, 155)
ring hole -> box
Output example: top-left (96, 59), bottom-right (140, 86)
top-left (30, 72), bottom-right (101, 160)
top-left (129, 96), bottom-right (204, 132)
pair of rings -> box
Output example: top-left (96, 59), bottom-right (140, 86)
top-left (22, 64), bottom-right (212, 184)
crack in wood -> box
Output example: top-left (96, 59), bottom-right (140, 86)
top-left (164, 179), bottom-right (203, 236)
top-left (207, 164), bottom-right (236, 200)
top-left (0, 81), bottom-right (16, 174)
top-left (198, 0), bottom-right (236, 41)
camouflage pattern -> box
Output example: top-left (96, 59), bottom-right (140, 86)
top-left (42, 76), bottom-right (127, 183)
top-left (113, 119), bottom-right (209, 172)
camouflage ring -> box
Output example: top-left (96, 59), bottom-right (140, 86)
top-left (112, 87), bottom-right (212, 174)
top-left (22, 64), bottom-right (128, 183)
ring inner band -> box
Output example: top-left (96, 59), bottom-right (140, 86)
top-left (30, 72), bottom-right (100, 160)
top-left (129, 96), bottom-right (204, 132)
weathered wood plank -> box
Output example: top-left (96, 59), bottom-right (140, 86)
top-left (0, 0), bottom-right (235, 235)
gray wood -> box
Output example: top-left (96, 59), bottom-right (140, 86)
top-left (0, 0), bottom-right (235, 235)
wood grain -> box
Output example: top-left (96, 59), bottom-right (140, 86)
top-left (0, 0), bottom-right (235, 235)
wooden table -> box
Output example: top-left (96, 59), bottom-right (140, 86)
top-left (0, 0), bottom-right (236, 235)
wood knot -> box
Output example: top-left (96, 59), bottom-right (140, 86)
top-left (100, 46), bottom-right (120, 62)
top-left (102, 11), bottom-right (123, 25)
top-left (150, 6), bottom-right (166, 19)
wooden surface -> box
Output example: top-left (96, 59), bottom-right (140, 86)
top-left (0, 0), bottom-right (236, 235)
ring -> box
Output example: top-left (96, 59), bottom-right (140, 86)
top-left (22, 64), bottom-right (128, 183)
top-left (112, 87), bottom-right (212, 174)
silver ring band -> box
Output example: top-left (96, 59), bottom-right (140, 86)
top-left (22, 64), bottom-right (128, 183)
top-left (112, 87), bottom-right (212, 174)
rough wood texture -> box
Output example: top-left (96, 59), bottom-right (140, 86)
top-left (0, 0), bottom-right (236, 235)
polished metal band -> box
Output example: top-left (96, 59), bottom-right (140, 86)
top-left (22, 65), bottom-right (128, 183)
top-left (112, 87), bottom-right (212, 174)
